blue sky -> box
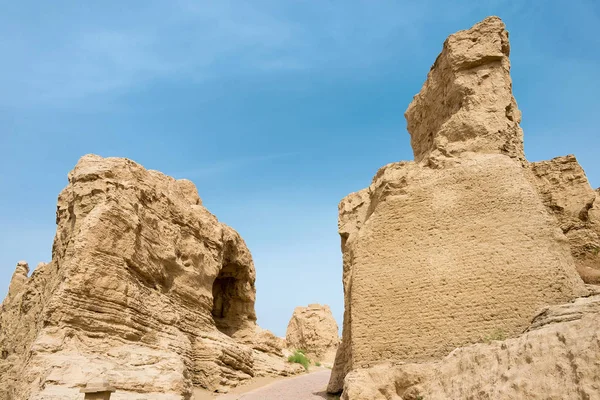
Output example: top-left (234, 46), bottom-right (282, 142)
top-left (1, 1), bottom-right (599, 337)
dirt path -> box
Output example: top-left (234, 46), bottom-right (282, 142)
top-left (215, 369), bottom-right (334, 400)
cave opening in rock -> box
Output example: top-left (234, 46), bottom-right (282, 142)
top-left (211, 262), bottom-right (248, 337)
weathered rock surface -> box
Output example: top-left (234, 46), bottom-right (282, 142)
top-left (405, 16), bottom-right (524, 165)
top-left (529, 155), bottom-right (600, 284)
top-left (328, 16), bottom-right (589, 394)
top-left (0, 155), bottom-right (298, 400)
top-left (328, 154), bottom-right (587, 393)
top-left (5, 261), bottom-right (29, 302)
top-left (341, 295), bottom-right (600, 400)
top-left (285, 304), bottom-right (340, 363)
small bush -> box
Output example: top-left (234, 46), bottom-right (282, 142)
top-left (482, 328), bottom-right (507, 344)
top-left (288, 350), bottom-right (310, 371)
top-left (315, 361), bottom-right (322, 367)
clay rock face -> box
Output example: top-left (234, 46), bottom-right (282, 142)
top-left (4, 261), bottom-right (29, 302)
top-left (328, 16), bottom-right (588, 393)
top-left (285, 304), bottom-right (340, 362)
top-left (341, 295), bottom-right (600, 400)
top-left (0, 155), bottom-right (297, 400)
top-left (405, 16), bottom-right (524, 165)
top-left (529, 155), bottom-right (600, 284)
top-left (328, 155), bottom-right (587, 392)
top-left (252, 327), bottom-right (287, 357)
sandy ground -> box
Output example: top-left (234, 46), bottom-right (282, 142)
top-left (193, 369), bottom-right (336, 400)
top-left (193, 376), bottom-right (279, 400)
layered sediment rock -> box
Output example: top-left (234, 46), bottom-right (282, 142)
top-left (328, 16), bottom-right (590, 395)
top-left (0, 155), bottom-right (299, 400)
top-left (285, 304), bottom-right (340, 363)
top-left (341, 295), bottom-right (600, 400)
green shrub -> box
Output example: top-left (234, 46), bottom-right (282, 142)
top-left (288, 350), bottom-right (310, 371)
top-left (315, 361), bottom-right (322, 367)
top-left (482, 328), bottom-right (507, 344)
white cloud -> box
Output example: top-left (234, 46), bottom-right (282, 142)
top-left (0, 1), bottom-right (438, 107)
top-left (2, 0), bottom-right (585, 107)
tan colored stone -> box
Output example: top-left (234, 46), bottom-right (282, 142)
top-left (4, 261), bottom-right (29, 305)
top-left (285, 304), bottom-right (340, 363)
top-left (328, 189), bottom-right (370, 392)
top-left (328, 16), bottom-right (588, 393)
top-left (405, 16), bottom-right (524, 165)
top-left (529, 155), bottom-right (600, 284)
top-left (328, 154), bottom-right (587, 392)
top-left (341, 295), bottom-right (600, 400)
top-left (80, 377), bottom-right (115, 393)
top-left (0, 154), bottom-right (298, 400)
top-left (250, 326), bottom-right (287, 357)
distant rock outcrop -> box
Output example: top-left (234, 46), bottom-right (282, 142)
top-left (285, 304), bottom-right (340, 363)
top-left (328, 16), bottom-right (591, 395)
top-left (0, 155), bottom-right (300, 400)
top-left (341, 295), bottom-right (600, 400)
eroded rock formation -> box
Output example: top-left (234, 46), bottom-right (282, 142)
top-left (285, 304), bottom-right (340, 363)
top-left (328, 16), bottom-right (592, 395)
top-left (529, 155), bottom-right (600, 284)
top-left (405, 15), bottom-right (524, 165)
top-left (0, 155), bottom-right (300, 400)
top-left (341, 295), bottom-right (600, 400)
